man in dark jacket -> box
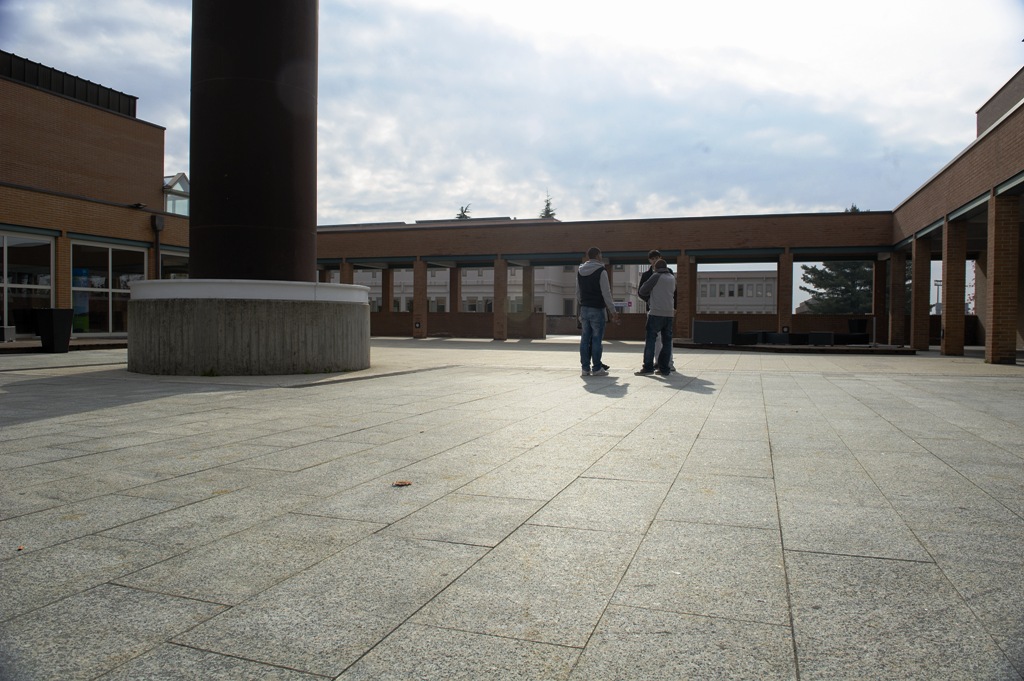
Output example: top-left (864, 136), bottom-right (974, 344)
top-left (576, 247), bottom-right (618, 376)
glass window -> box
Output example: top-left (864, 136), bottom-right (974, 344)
top-left (1, 235), bottom-right (54, 334)
top-left (728, 284), bottom-right (735, 297)
top-left (111, 292), bottom-right (130, 333)
top-left (756, 283), bottom-right (764, 296)
top-left (7, 287), bottom-right (51, 334)
top-left (165, 193), bottom-right (189, 216)
top-left (737, 284), bottom-right (744, 297)
top-left (766, 283), bottom-right (774, 297)
top-left (7, 237), bottom-right (51, 286)
top-left (112, 249), bottom-right (145, 289)
top-left (71, 243), bottom-right (146, 333)
top-left (700, 284), bottom-right (707, 298)
top-left (73, 244), bottom-right (108, 288)
top-left (161, 254), bottom-right (189, 279)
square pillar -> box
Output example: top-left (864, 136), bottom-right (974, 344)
top-left (985, 192), bottom-right (1021, 364)
top-left (493, 258), bottom-right (508, 340)
top-left (338, 262), bottom-right (354, 285)
top-left (381, 268), bottom-right (394, 313)
top-left (55, 236), bottom-right (72, 309)
top-left (888, 251), bottom-right (907, 345)
top-left (522, 265), bottom-right (536, 313)
top-left (412, 259), bottom-right (428, 338)
top-left (872, 260), bottom-right (888, 343)
top-left (941, 218), bottom-right (967, 355)
top-left (449, 267), bottom-right (462, 312)
top-left (676, 254), bottom-right (696, 340)
top-left (777, 249), bottom-right (793, 332)
top-left (911, 235), bottom-right (931, 350)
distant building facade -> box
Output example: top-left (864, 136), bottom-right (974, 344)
top-left (3, 48), bottom-right (1022, 361)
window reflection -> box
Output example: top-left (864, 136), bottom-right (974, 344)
top-left (1, 235), bottom-right (53, 334)
top-left (71, 243), bottom-right (145, 333)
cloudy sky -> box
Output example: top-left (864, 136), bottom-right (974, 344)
top-left (2, 0), bottom-right (1023, 226)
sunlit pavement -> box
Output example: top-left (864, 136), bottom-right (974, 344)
top-left (1, 337), bottom-right (1022, 679)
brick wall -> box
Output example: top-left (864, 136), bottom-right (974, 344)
top-left (1, 79), bottom-right (165, 208)
top-left (894, 102), bottom-right (1024, 243)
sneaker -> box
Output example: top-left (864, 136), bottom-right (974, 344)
top-left (600, 363), bottom-right (610, 370)
top-left (581, 369), bottom-right (591, 376)
top-left (657, 370), bottom-right (671, 376)
top-left (634, 369), bottom-right (655, 376)
top-left (591, 369), bottom-right (609, 376)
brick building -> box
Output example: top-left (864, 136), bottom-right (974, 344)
top-left (2, 49), bottom-right (1021, 362)
top-left (0, 51), bottom-right (188, 336)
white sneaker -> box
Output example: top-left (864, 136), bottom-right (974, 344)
top-left (581, 369), bottom-right (591, 376)
top-left (591, 369), bottom-right (609, 376)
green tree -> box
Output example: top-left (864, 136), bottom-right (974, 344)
top-left (539, 192), bottom-right (556, 219)
top-left (455, 204), bottom-right (471, 220)
top-left (799, 261), bottom-right (873, 313)
top-left (799, 203), bottom-right (871, 313)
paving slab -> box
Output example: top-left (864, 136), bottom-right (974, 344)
top-left (612, 520), bottom-right (790, 626)
top-left (1, 340), bottom-right (1022, 679)
top-left (338, 622), bottom-right (581, 680)
top-left (0, 584), bottom-right (225, 681)
top-left (412, 524), bottom-right (642, 647)
top-left (569, 605), bottom-right (796, 681)
top-left (787, 551), bottom-right (1020, 681)
top-left (175, 534), bottom-right (486, 677)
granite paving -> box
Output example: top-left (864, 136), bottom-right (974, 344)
top-left (0, 338), bottom-right (1022, 679)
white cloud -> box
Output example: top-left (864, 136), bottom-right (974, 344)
top-left (4, 0), bottom-right (1023, 225)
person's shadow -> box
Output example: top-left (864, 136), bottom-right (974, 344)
top-left (582, 373), bottom-right (715, 397)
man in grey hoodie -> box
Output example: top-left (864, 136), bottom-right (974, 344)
top-left (635, 258), bottom-right (675, 376)
top-left (576, 247), bottom-right (618, 376)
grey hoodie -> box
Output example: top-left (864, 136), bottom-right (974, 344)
top-left (638, 266), bottom-right (676, 317)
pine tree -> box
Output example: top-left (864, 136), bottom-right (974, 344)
top-left (539, 192), bottom-right (556, 219)
top-left (798, 203), bottom-right (872, 313)
top-left (799, 261), bottom-right (873, 313)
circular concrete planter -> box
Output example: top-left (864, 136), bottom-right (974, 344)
top-left (128, 280), bottom-right (371, 375)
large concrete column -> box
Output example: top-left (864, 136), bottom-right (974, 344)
top-left (941, 218), bottom-right (967, 355)
top-left (412, 259), bottom-right (428, 338)
top-left (493, 258), bottom-right (508, 340)
top-left (338, 262), bottom-right (354, 284)
top-left (911, 235), bottom-right (932, 351)
top-left (888, 251), bottom-right (907, 345)
top-left (872, 260), bottom-right (888, 343)
top-left (129, 0), bottom-right (370, 375)
top-left (777, 249), bottom-right (793, 332)
top-left (189, 0), bottom-right (318, 281)
top-left (985, 192), bottom-right (1021, 363)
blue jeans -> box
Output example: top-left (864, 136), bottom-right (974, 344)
top-left (579, 306), bottom-right (607, 371)
top-left (643, 315), bottom-right (673, 372)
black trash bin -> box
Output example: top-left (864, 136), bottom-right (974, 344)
top-left (36, 308), bottom-right (73, 353)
